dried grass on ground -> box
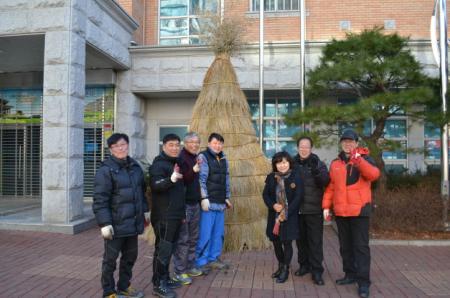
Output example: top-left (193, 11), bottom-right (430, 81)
top-left (370, 173), bottom-right (450, 239)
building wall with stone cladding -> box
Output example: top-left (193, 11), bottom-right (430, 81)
top-left (0, 0), bottom-right (139, 223)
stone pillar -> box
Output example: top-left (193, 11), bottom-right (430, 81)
top-left (408, 119), bottom-right (427, 173)
top-left (41, 7), bottom-right (86, 223)
top-left (116, 70), bottom-right (147, 161)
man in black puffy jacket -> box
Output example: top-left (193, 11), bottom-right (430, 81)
top-left (149, 134), bottom-right (185, 298)
top-left (93, 133), bottom-right (148, 298)
top-left (294, 136), bottom-right (330, 286)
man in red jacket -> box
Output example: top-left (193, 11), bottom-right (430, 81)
top-left (322, 130), bottom-right (380, 298)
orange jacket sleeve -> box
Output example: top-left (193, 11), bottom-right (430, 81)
top-left (357, 157), bottom-right (380, 182)
top-left (322, 161), bottom-right (335, 209)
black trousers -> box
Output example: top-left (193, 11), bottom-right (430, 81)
top-left (152, 220), bottom-right (182, 286)
top-left (101, 235), bottom-right (138, 296)
top-left (296, 213), bottom-right (324, 274)
top-left (335, 216), bottom-right (371, 287)
top-left (273, 238), bottom-right (293, 266)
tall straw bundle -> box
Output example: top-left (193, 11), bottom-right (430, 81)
top-left (190, 52), bottom-right (271, 251)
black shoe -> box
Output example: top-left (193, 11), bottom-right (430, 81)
top-left (153, 284), bottom-right (176, 298)
top-left (336, 275), bottom-right (357, 285)
top-left (272, 263), bottom-right (283, 278)
top-left (358, 285), bottom-right (370, 298)
top-left (166, 278), bottom-right (182, 289)
top-left (312, 273), bottom-right (325, 286)
top-left (294, 266), bottom-right (310, 276)
top-left (276, 265), bottom-right (289, 283)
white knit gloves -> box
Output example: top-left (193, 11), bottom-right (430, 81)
top-left (170, 171), bottom-right (183, 183)
top-left (201, 199), bottom-right (210, 211)
top-left (101, 225), bottom-right (114, 240)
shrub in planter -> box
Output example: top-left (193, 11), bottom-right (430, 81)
top-left (371, 173), bottom-right (444, 234)
top-left (372, 186), bottom-right (443, 232)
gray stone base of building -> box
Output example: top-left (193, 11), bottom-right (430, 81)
top-left (0, 201), bottom-right (96, 234)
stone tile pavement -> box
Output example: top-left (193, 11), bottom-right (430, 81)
top-left (1, 226), bottom-right (450, 297)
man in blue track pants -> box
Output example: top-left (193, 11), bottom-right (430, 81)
top-left (196, 133), bottom-right (232, 271)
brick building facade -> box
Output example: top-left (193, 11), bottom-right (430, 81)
top-left (118, 0), bottom-right (446, 45)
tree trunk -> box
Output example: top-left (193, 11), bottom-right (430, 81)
top-left (364, 134), bottom-right (386, 193)
top-left (372, 149), bottom-right (386, 193)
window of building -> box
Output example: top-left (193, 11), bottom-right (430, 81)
top-left (337, 97), bottom-right (407, 166)
top-left (382, 119), bottom-right (407, 165)
top-left (158, 125), bottom-right (189, 150)
top-left (338, 120), bottom-right (373, 138)
top-left (0, 89), bottom-right (42, 198)
top-left (83, 86), bottom-right (115, 197)
top-left (249, 97), bottom-right (300, 157)
top-left (251, 0), bottom-right (299, 11)
top-left (0, 86), bottom-right (115, 198)
top-left (159, 0), bottom-right (219, 45)
top-left (382, 140), bottom-right (407, 160)
top-left (424, 121), bottom-right (447, 161)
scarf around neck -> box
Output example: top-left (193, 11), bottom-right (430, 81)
top-left (274, 170), bottom-right (291, 221)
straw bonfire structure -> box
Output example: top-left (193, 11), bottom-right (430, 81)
top-left (190, 17), bottom-right (271, 251)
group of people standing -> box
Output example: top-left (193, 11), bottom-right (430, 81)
top-left (262, 129), bottom-right (380, 298)
top-left (92, 128), bottom-right (379, 298)
top-left (93, 132), bottom-right (231, 298)
top-left (149, 132), bottom-right (231, 298)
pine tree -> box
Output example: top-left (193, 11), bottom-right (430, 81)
top-left (286, 28), bottom-right (437, 190)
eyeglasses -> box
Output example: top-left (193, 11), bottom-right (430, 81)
top-left (111, 143), bottom-right (128, 150)
top-left (185, 141), bottom-right (200, 144)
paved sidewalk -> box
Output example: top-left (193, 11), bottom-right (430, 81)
top-left (1, 226), bottom-right (450, 298)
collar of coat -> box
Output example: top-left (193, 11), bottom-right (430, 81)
top-left (206, 147), bottom-right (225, 160)
top-left (294, 153), bottom-right (318, 165)
top-left (156, 151), bottom-right (179, 164)
top-left (104, 156), bottom-right (136, 170)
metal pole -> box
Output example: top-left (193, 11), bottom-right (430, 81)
top-left (432, 0), bottom-right (450, 228)
top-left (300, 0), bottom-right (306, 131)
top-left (439, 0), bottom-right (449, 227)
top-left (220, 0), bottom-right (224, 23)
top-left (259, 0), bottom-right (264, 148)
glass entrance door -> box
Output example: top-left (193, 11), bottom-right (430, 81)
top-left (0, 125), bottom-right (41, 197)
top-left (83, 86), bottom-right (114, 197)
top-left (0, 86), bottom-right (115, 200)
top-left (0, 90), bottom-right (42, 199)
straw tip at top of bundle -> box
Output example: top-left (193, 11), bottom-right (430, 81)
top-left (200, 16), bottom-right (245, 57)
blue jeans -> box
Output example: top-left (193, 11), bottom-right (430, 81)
top-left (195, 209), bottom-right (225, 267)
